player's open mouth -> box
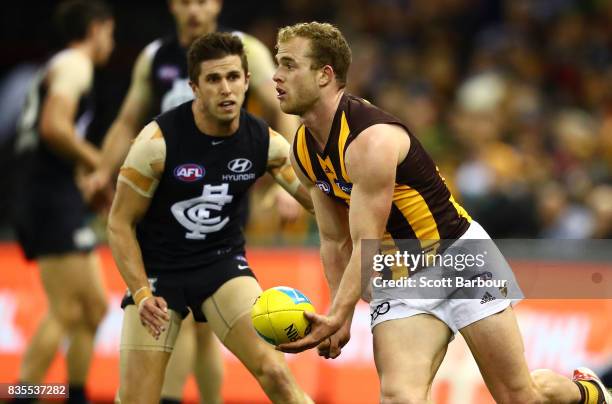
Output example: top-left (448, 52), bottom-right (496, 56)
top-left (219, 100), bottom-right (236, 111)
top-left (276, 87), bottom-right (286, 99)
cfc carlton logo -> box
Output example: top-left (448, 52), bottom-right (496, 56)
top-left (174, 164), bottom-right (205, 182)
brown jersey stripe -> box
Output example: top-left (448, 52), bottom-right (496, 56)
top-left (304, 93), bottom-right (471, 242)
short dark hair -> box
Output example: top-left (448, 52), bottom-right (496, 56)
top-left (187, 32), bottom-right (249, 83)
top-left (54, 0), bottom-right (113, 43)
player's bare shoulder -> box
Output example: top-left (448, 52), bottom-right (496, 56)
top-left (47, 49), bottom-right (94, 95)
top-left (345, 123), bottom-right (409, 183)
top-left (118, 122), bottom-right (166, 197)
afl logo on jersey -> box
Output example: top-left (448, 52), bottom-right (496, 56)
top-left (227, 158), bottom-right (253, 173)
top-left (174, 164), bottom-right (205, 182)
top-left (316, 181), bottom-right (331, 194)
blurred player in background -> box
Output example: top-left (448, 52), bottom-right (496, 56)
top-left (274, 22), bottom-right (611, 404)
top-left (81, 1), bottom-right (302, 403)
top-left (10, 1), bottom-right (114, 403)
top-left (108, 32), bottom-right (313, 404)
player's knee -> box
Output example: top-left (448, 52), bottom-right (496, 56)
top-left (86, 298), bottom-right (108, 330)
top-left (52, 303), bottom-right (83, 329)
top-left (254, 354), bottom-right (292, 389)
top-left (380, 384), bottom-right (428, 404)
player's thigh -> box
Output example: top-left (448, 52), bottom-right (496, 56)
top-left (202, 276), bottom-right (278, 369)
top-left (195, 321), bottom-right (218, 346)
top-left (162, 313), bottom-right (196, 398)
top-left (460, 306), bottom-right (537, 401)
top-left (202, 275), bottom-right (261, 343)
top-left (373, 313), bottom-right (452, 398)
top-left (164, 313), bottom-right (195, 373)
top-left (119, 305), bottom-right (181, 402)
top-left (38, 252), bottom-right (94, 323)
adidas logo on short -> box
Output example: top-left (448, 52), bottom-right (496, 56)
top-left (480, 292), bottom-right (496, 304)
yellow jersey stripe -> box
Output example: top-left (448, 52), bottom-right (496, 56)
top-left (337, 112), bottom-right (351, 181)
top-left (449, 195), bottom-right (473, 223)
top-left (393, 185), bottom-right (440, 242)
top-left (296, 127), bottom-right (316, 182)
top-left (316, 154), bottom-right (350, 199)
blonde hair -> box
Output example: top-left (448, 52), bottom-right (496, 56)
top-left (277, 22), bottom-right (352, 87)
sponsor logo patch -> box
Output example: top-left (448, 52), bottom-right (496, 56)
top-left (227, 158), bottom-right (253, 173)
top-left (335, 179), bottom-right (353, 194)
top-left (316, 181), bottom-right (331, 194)
top-left (174, 164), bottom-right (205, 182)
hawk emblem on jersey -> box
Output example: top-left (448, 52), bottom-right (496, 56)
top-left (171, 184), bottom-right (234, 239)
top-left (174, 164), bottom-right (205, 182)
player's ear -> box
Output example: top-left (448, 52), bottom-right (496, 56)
top-left (189, 80), bottom-right (199, 98)
top-left (318, 65), bottom-right (334, 87)
top-left (244, 71), bottom-right (250, 92)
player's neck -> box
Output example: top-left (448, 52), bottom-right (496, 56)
top-left (68, 42), bottom-right (95, 63)
top-left (302, 90), bottom-right (344, 148)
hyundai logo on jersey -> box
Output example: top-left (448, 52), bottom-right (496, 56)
top-left (174, 164), bottom-right (205, 182)
top-left (227, 158), bottom-right (253, 173)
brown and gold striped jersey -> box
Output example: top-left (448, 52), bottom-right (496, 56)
top-left (293, 93), bottom-right (471, 244)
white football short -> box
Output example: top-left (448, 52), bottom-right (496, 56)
top-left (369, 220), bottom-right (522, 334)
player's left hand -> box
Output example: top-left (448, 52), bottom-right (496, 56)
top-left (316, 319), bottom-right (351, 359)
top-left (276, 311), bottom-right (343, 354)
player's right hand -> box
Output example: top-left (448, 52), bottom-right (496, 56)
top-left (138, 296), bottom-right (170, 339)
top-left (79, 169), bottom-right (114, 213)
top-left (317, 318), bottom-right (351, 359)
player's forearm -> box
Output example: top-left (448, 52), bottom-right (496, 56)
top-left (40, 124), bottom-right (100, 170)
top-left (320, 238), bottom-right (351, 299)
top-left (99, 119), bottom-right (140, 178)
top-left (329, 242), bottom-right (366, 320)
top-left (107, 218), bottom-right (149, 294)
top-left (269, 168), bottom-right (314, 213)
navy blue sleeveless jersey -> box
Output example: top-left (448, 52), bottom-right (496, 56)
top-left (12, 54), bottom-right (97, 259)
top-left (15, 62), bottom-right (94, 188)
top-left (136, 101), bottom-right (270, 273)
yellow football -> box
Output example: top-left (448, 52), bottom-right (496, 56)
top-left (251, 286), bottom-right (315, 345)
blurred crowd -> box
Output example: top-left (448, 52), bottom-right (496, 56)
top-left (248, 0), bottom-right (612, 239)
top-left (1, 0), bottom-right (611, 240)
